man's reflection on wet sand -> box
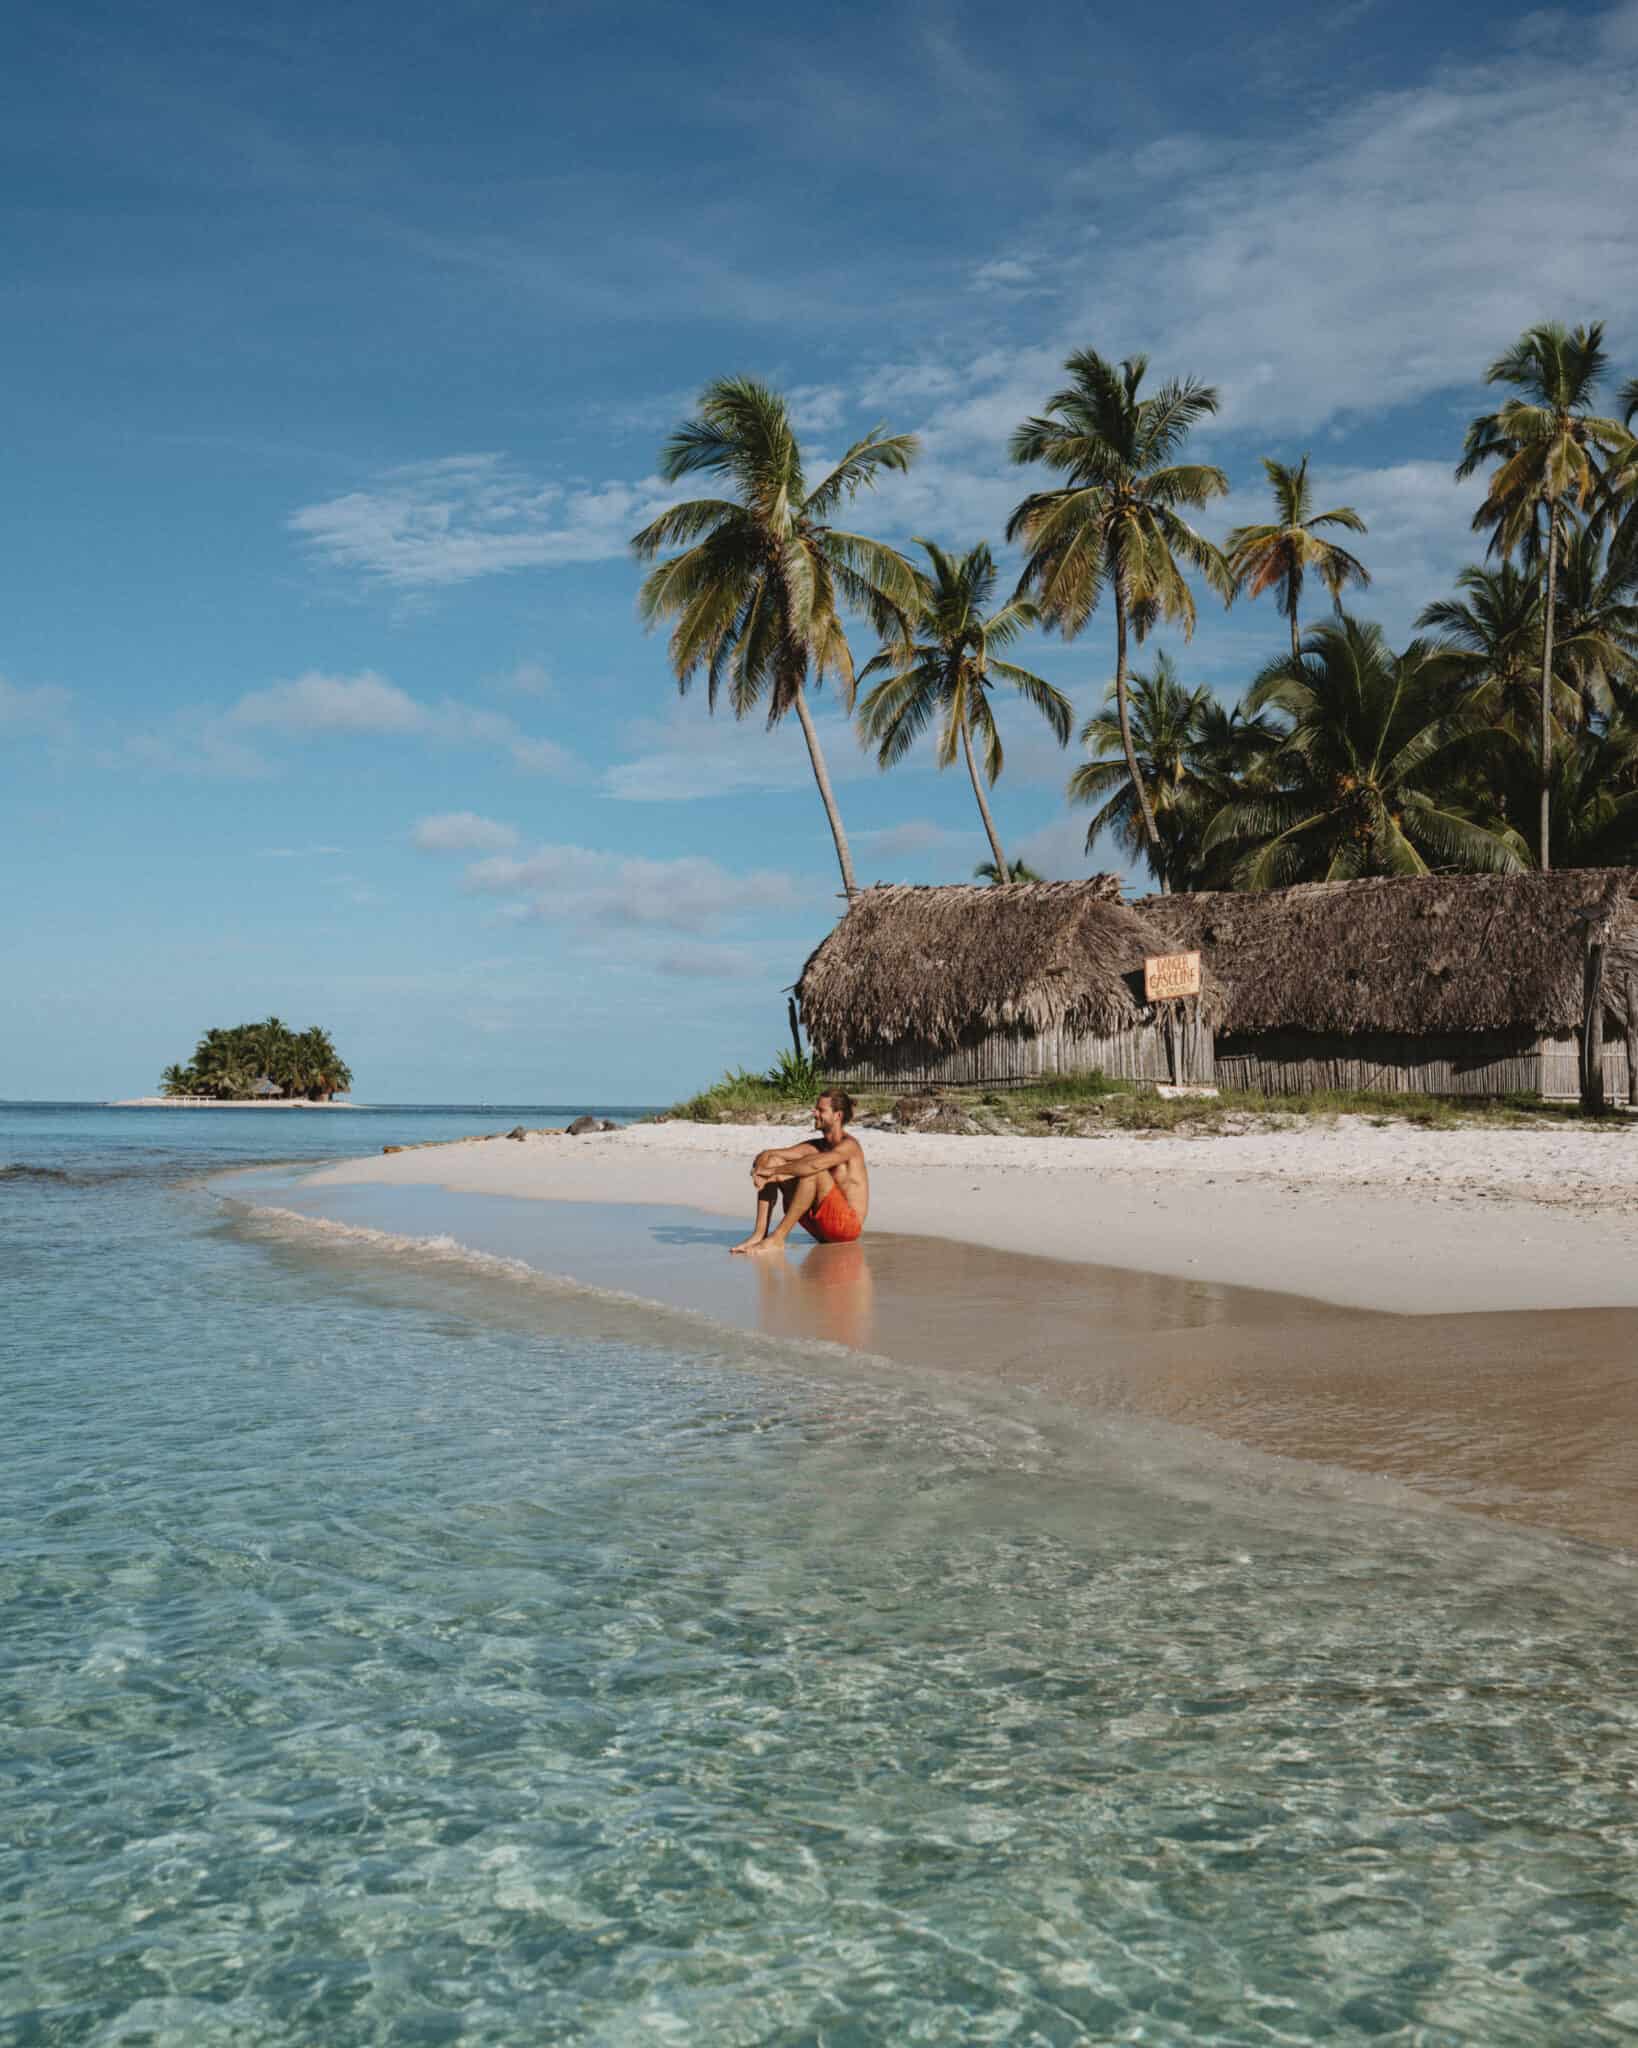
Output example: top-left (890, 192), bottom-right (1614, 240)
top-left (753, 1240), bottom-right (877, 1352)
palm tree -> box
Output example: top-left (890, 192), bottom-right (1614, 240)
top-left (159, 1063), bottom-right (196, 1098)
top-left (973, 857), bottom-right (1043, 883)
top-left (1554, 523), bottom-right (1638, 714)
top-left (1457, 322), bottom-right (1632, 869)
top-left (1225, 455), bottom-right (1370, 660)
top-left (1414, 562), bottom-right (1572, 738)
top-left (857, 540), bottom-right (1070, 880)
top-left (291, 1025), bottom-right (351, 1099)
top-left (630, 378), bottom-right (919, 902)
top-left (1068, 653), bottom-right (1275, 892)
top-left (1203, 617), bottom-right (1528, 886)
top-left (1007, 350), bottom-right (1234, 860)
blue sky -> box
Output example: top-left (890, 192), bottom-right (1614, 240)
top-left (6, 0), bottom-right (1638, 1101)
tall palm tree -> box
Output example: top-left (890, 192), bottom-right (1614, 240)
top-left (1204, 617), bottom-right (1528, 886)
top-left (1552, 523), bottom-right (1638, 716)
top-left (1414, 562), bottom-right (1577, 739)
top-left (1225, 455), bottom-right (1370, 660)
top-left (1007, 350), bottom-right (1234, 859)
top-left (630, 378), bottom-right (919, 903)
top-left (973, 857), bottom-right (1043, 883)
top-left (1602, 376), bottom-right (1638, 582)
top-left (1456, 322), bottom-right (1632, 869)
top-left (857, 540), bottom-right (1070, 881)
top-left (1068, 653), bottom-right (1275, 892)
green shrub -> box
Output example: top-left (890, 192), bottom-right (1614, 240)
top-left (766, 1047), bottom-right (820, 1100)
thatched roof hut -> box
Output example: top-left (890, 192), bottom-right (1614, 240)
top-left (1141, 869), bottom-right (1638, 1099)
top-left (797, 879), bottom-right (1222, 1087)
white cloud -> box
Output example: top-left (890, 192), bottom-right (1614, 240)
top-left (496, 659), bottom-right (552, 696)
top-left (970, 255), bottom-right (1054, 297)
top-left (0, 675), bottom-right (72, 737)
top-left (232, 670), bottom-right (427, 735)
top-left (787, 384), bottom-right (850, 431)
top-left (123, 728), bottom-right (272, 779)
top-left (289, 453), bottom-right (675, 589)
top-left (1048, 14), bottom-right (1638, 434)
top-left (463, 844), bottom-right (807, 933)
top-left (604, 698), bottom-right (874, 803)
top-left (1299, 461), bottom-right (1488, 628)
top-left (413, 811), bottom-right (520, 853)
top-left (220, 670), bottom-right (581, 778)
top-left (855, 361), bottom-right (966, 408)
top-left (507, 735), bottom-right (579, 776)
top-left (854, 819), bottom-right (967, 858)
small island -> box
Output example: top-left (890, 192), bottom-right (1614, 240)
top-left (147, 1017), bottom-right (354, 1103)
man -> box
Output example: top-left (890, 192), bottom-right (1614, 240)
top-left (730, 1091), bottom-right (870, 1256)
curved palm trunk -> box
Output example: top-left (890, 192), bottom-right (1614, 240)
top-left (959, 712), bottom-right (1009, 881)
top-left (791, 681), bottom-right (859, 904)
top-left (1290, 607), bottom-right (1302, 664)
top-left (1113, 581), bottom-right (1162, 858)
top-left (1540, 510), bottom-right (1558, 872)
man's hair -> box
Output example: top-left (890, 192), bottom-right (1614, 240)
top-left (819, 1089), bottom-right (855, 1125)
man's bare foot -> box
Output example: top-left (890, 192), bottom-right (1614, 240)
top-left (728, 1235), bottom-right (766, 1255)
top-left (741, 1236), bottom-right (788, 1257)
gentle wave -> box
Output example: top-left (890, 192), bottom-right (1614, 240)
top-left (221, 1190), bottom-right (1553, 1548)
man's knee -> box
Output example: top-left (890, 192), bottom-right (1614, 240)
top-left (753, 1148), bottom-right (779, 1170)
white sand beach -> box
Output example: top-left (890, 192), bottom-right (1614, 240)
top-left (307, 1113), bottom-right (1638, 1316)
top-left (278, 1115), bottom-right (1638, 1549)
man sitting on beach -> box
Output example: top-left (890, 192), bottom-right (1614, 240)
top-left (730, 1091), bottom-right (869, 1255)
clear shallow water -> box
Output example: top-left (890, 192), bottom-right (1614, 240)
top-left (6, 1106), bottom-right (1638, 2044)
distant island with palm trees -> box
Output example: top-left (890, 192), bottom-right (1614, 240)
top-left (125, 1018), bottom-right (355, 1104)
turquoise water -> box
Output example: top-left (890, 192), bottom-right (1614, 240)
top-left (6, 1105), bottom-right (1638, 2044)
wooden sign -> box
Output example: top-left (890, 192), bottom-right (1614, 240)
top-left (1144, 951), bottom-right (1202, 1001)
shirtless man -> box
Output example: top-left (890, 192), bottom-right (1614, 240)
top-left (729, 1091), bottom-right (870, 1256)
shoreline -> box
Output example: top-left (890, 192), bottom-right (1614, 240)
top-left (249, 1118), bottom-right (1638, 1550)
top-left (301, 1112), bottom-right (1638, 1315)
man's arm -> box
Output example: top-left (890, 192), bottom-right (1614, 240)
top-left (756, 1137), bottom-right (857, 1186)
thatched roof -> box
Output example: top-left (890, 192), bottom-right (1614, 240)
top-left (1140, 869), bottom-right (1638, 1037)
top-left (796, 879), bottom-right (1224, 1060)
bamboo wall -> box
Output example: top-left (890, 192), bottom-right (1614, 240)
top-left (1214, 1029), bottom-right (1636, 1101)
top-left (825, 1011), bottom-right (1215, 1090)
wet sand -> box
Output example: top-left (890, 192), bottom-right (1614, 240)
top-left (241, 1173), bottom-right (1638, 1554)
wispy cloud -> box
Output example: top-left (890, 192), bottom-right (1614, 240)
top-left (232, 670), bottom-right (428, 735)
top-left (463, 844), bottom-right (807, 934)
top-left (854, 819), bottom-right (968, 859)
top-left (289, 453), bottom-right (673, 589)
top-left (494, 659), bottom-right (552, 697)
top-left (126, 671), bottom-right (580, 780)
top-left (970, 254), bottom-right (1055, 297)
top-left (0, 675), bottom-right (72, 738)
top-left (603, 699), bottom-right (874, 803)
top-left (412, 811), bottom-right (520, 853)
top-left (123, 729), bottom-right (273, 779)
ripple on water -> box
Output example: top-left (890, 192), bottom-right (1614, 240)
top-left (5, 1106), bottom-right (1638, 2043)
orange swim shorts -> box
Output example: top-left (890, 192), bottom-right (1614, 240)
top-left (799, 1188), bottom-right (863, 1244)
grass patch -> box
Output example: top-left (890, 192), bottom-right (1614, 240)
top-left (663, 1062), bottom-right (1624, 1133)
top-left (666, 1063), bottom-right (890, 1124)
